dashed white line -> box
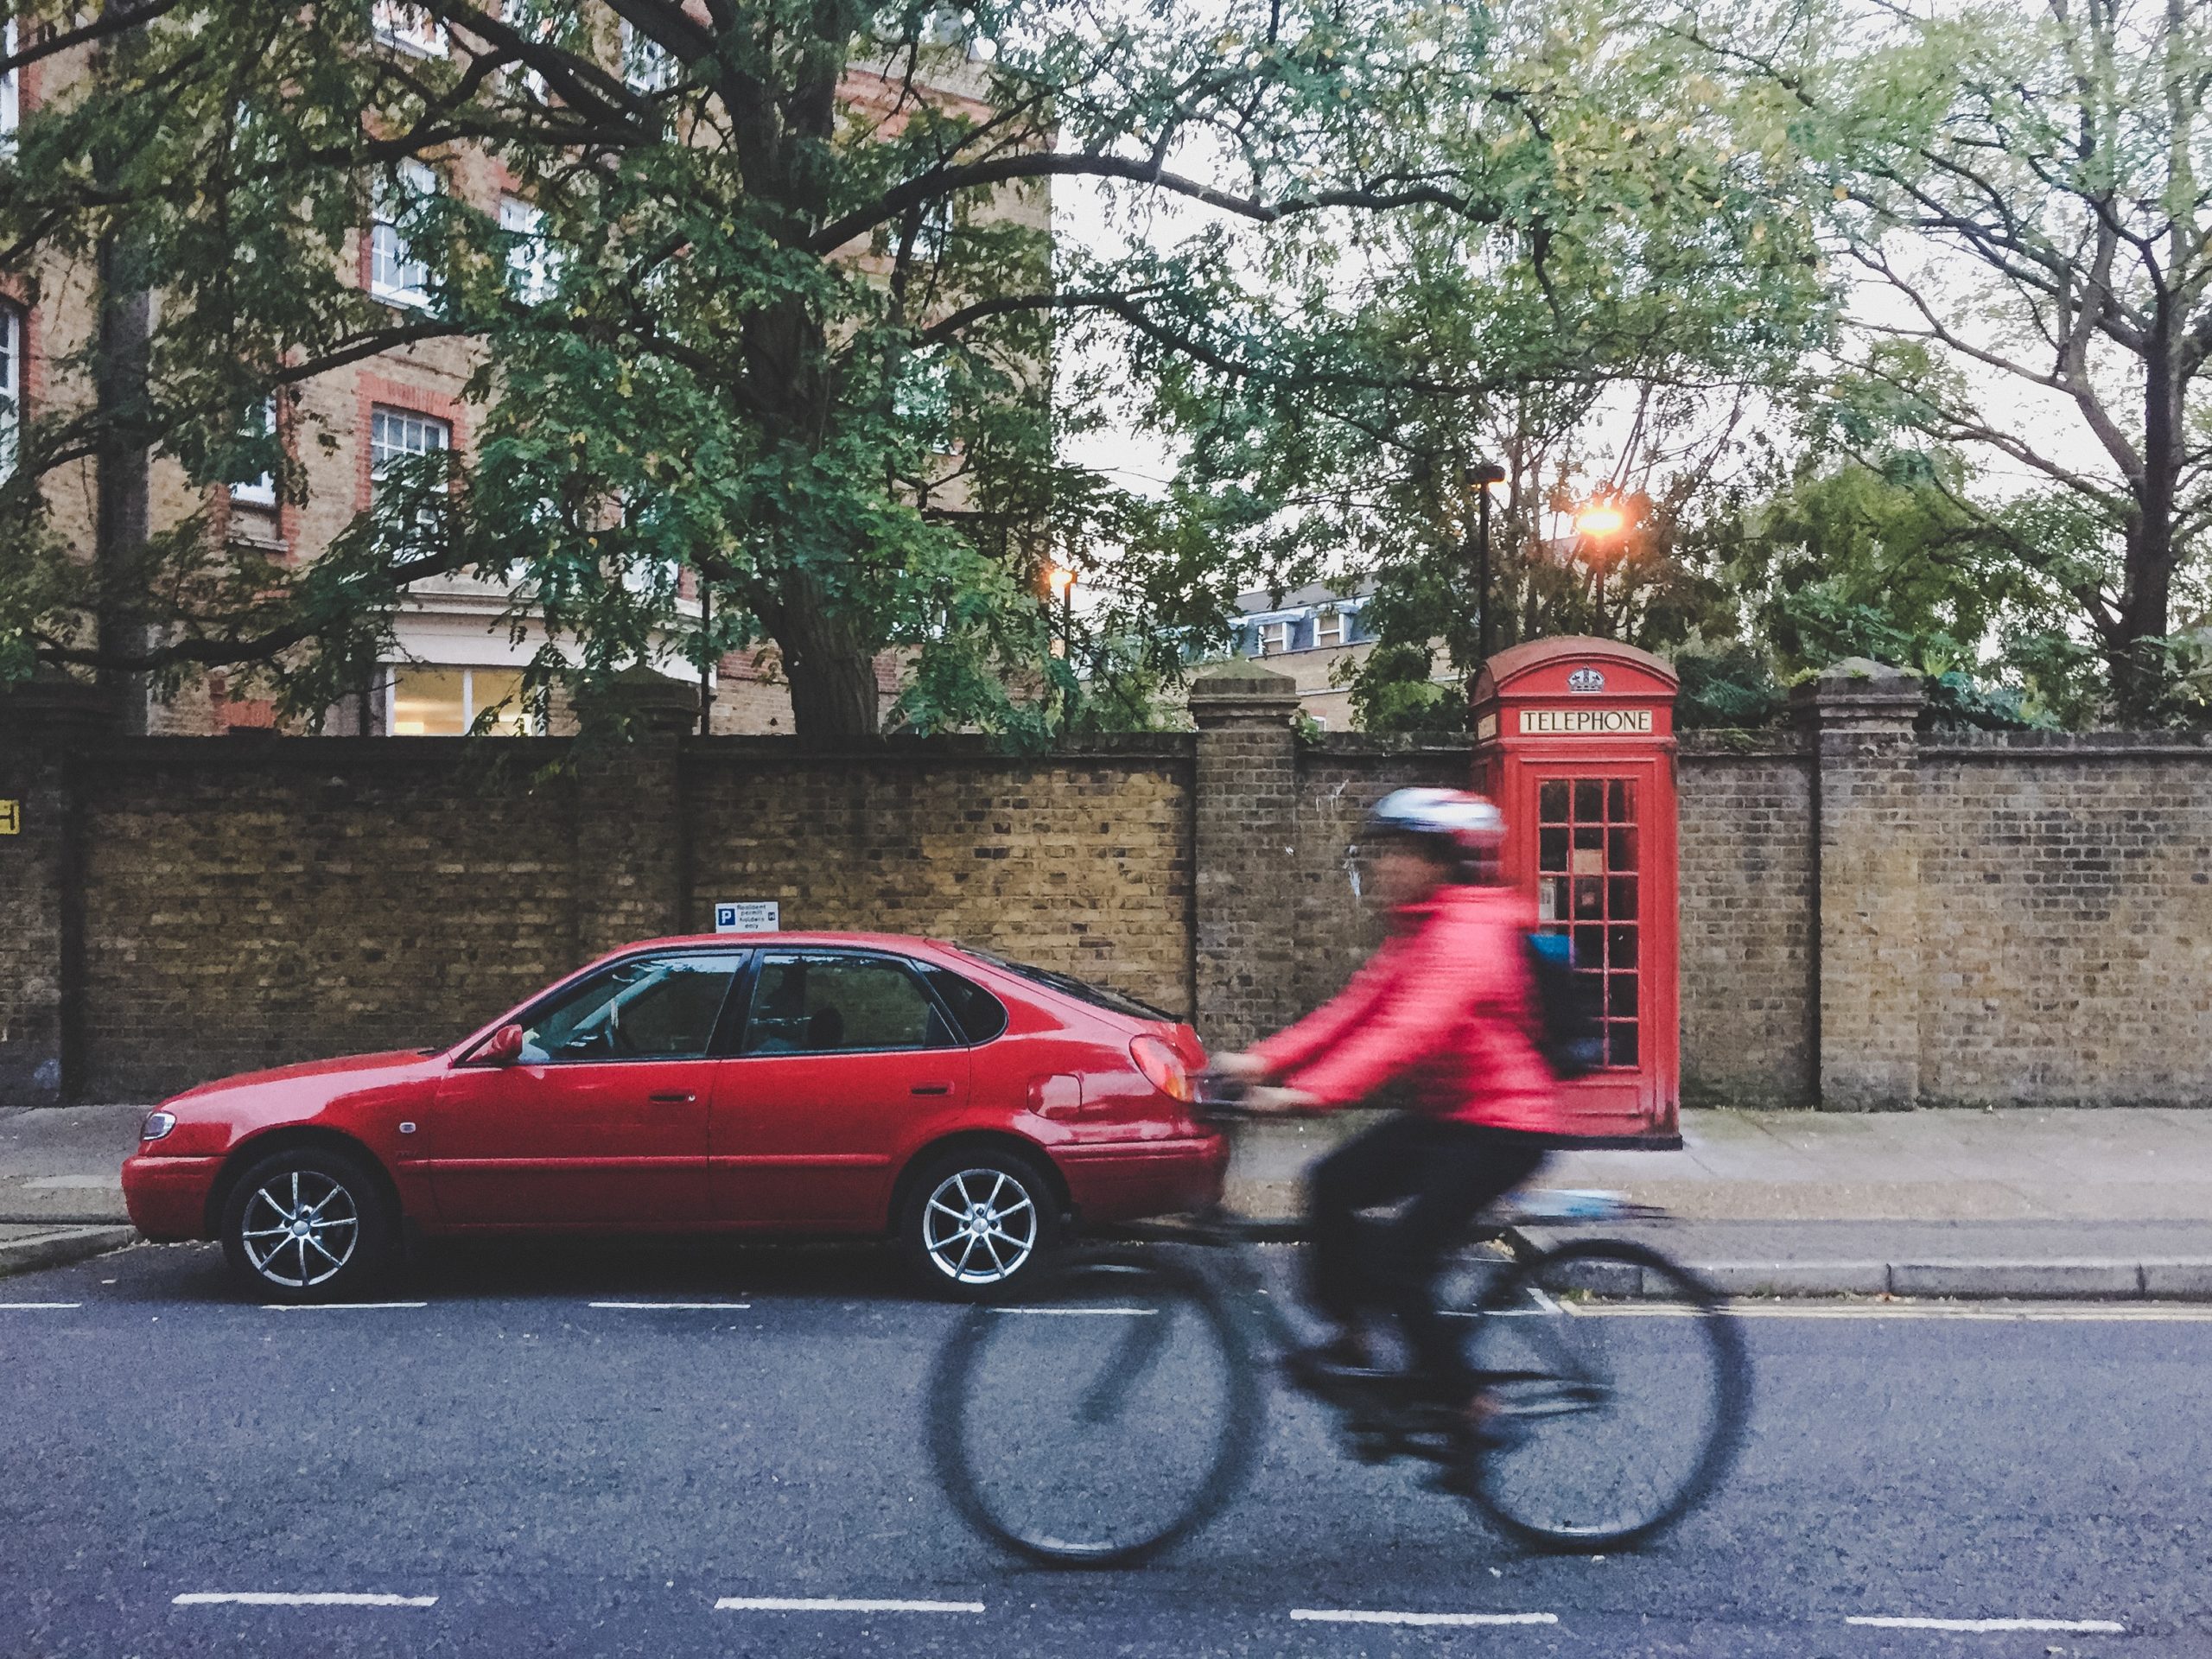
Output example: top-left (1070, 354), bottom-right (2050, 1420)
top-left (1847, 1616), bottom-right (2126, 1633)
top-left (715, 1597), bottom-right (984, 1614)
top-left (588, 1301), bottom-right (753, 1311)
top-left (0, 1301), bottom-right (80, 1310)
top-left (1291, 1610), bottom-right (1559, 1627)
top-left (260, 1301), bottom-right (428, 1311)
top-left (988, 1306), bottom-right (1158, 1317)
top-left (173, 1592), bottom-right (437, 1608)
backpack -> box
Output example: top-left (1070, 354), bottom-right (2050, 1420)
top-left (1524, 931), bottom-right (1605, 1080)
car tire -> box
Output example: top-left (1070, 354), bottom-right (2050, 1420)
top-left (899, 1147), bottom-right (1061, 1301)
top-left (219, 1146), bottom-right (397, 1305)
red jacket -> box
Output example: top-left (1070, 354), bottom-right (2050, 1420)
top-left (1250, 884), bottom-right (1562, 1135)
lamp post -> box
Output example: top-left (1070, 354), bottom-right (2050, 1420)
top-left (1573, 499), bottom-right (1627, 633)
top-left (1468, 461), bottom-right (1508, 661)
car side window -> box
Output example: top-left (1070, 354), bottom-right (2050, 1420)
top-left (741, 953), bottom-right (957, 1054)
top-left (918, 964), bottom-right (1008, 1044)
top-left (519, 955), bottom-right (741, 1063)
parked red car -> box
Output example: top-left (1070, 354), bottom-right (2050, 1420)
top-left (122, 934), bottom-right (1224, 1302)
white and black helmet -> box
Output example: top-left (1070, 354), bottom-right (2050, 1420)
top-left (1361, 787), bottom-right (1508, 858)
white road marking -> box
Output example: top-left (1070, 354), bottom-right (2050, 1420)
top-left (0, 1302), bottom-right (81, 1310)
top-left (588, 1301), bottom-right (753, 1311)
top-left (989, 1306), bottom-right (1158, 1317)
top-left (715, 1597), bottom-right (984, 1614)
top-left (173, 1592), bottom-right (437, 1609)
top-left (1565, 1302), bottom-right (2212, 1322)
top-left (1847, 1616), bottom-right (2125, 1633)
top-left (1292, 1609), bottom-right (1559, 1627)
top-left (261, 1301), bottom-right (428, 1311)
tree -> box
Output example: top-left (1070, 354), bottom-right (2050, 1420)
top-left (1687, 0), bottom-right (2212, 721)
top-left (1121, 0), bottom-right (1835, 727)
top-left (0, 0), bottom-right (1649, 741)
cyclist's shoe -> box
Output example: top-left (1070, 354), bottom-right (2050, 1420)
top-left (1283, 1336), bottom-right (1381, 1397)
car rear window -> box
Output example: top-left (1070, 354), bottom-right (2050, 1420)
top-left (956, 947), bottom-right (1178, 1025)
top-left (918, 964), bottom-right (1010, 1045)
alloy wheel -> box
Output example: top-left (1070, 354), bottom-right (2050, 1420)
top-left (921, 1168), bottom-right (1039, 1286)
top-left (238, 1169), bottom-right (360, 1290)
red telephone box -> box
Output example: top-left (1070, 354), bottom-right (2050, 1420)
top-left (1471, 638), bottom-right (1680, 1147)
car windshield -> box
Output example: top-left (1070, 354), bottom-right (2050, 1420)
top-left (955, 946), bottom-right (1178, 1025)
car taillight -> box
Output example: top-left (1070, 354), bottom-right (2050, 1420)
top-left (1129, 1034), bottom-right (1193, 1103)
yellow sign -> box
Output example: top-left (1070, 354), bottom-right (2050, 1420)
top-left (0, 799), bottom-right (17, 835)
top-left (1520, 708), bottom-right (1654, 735)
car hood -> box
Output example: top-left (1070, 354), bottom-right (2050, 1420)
top-left (166, 1048), bottom-right (436, 1105)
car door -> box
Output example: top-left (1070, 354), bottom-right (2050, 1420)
top-left (709, 950), bottom-right (971, 1229)
top-left (428, 951), bottom-right (744, 1226)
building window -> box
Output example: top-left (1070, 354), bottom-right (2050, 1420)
top-left (1315, 608), bottom-right (1344, 649)
top-left (371, 404), bottom-right (451, 542)
top-left (620, 20), bottom-right (678, 92)
top-left (499, 195), bottom-right (556, 303)
top-left (0, 302), bottom-right (20, 479)
top-left (372, 2), bottom-right (448, 57)
top-left (1256, 620), bottom-right (1291, 657)
top-left (387, 664), bottom-right (536, 735)
top-left (1, 18), bottom-right (19, 151)
top-left (370, 159), bottom-right (438, 309)
top-left (230, 395), bottom-right (278, 508)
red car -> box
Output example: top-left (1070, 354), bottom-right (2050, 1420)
top-left (122, 934), bottom-right (1225, 1302)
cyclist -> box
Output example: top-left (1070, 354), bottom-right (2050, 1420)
top-left (1214, 786), bottom-right (1561, 1428)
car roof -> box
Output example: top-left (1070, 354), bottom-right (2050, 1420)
top-left (599, 931), bottom-right (954, 960)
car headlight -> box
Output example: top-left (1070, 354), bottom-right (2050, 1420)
top-left (139, 1110), bottom-right (177, 1143)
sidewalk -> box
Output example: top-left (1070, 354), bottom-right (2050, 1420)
top-left (1224, 1106), bottom-right (2212, 1300)
top-left (6, 1100), bottom-right (2210, 1295)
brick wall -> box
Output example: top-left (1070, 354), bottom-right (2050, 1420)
top-left (6, 667), bottom-right (2212, 1109)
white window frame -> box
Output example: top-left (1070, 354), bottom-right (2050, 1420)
top-left (1257, 620), bottom-right (1292, 657)
top-left (372, 2), bottom-right (448, 58)
top-left (620, 19), bottom-right (678, 92)
top-left (230, 395), bottom-right (278, 508)
top-left (1, 19), bottom-right (19, 153)
top-left (384, 664), bottom-right (540, 737)
top-left (1315, 608), bottom-right (1344, 649)
top-left (0, 302), bottom-right (21, 480)
top-left (369, 159), bottom-right (438, 310)
top-left (371, 404), bottom-right (452, 540)
top-left (499, 194), bottom-right (556, 303)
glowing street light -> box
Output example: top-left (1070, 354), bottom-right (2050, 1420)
top-left (1574, 502), bottom-right (1626, 538)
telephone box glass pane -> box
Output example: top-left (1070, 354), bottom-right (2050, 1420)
top-left (1608, 925), bottom-right (1638, 969)
top-left (1540, 827), bottom-right (1569, 871)
top-left (1608, 825), bottom-right (1637, 871)
top-left (1540, 780), bottom-right (1569, 823)
top-left (1573, 924), bottom-right (1605, 965)
top-left (1608, 1021), bottom-right (1639, 1067)
top-left (1607, 779), bottom-right (1636, 821)
top-left (1573, 877), bottom-right (1605, 918)
top-left (1608, 974), bottom-right (1639, 1017)
top-left (1608, 875), bottom-right (1638, 920)
top-left (1573, 779), bottom-right (1605, 821)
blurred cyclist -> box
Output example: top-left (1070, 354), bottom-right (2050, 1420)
top-left (1214, 787), bottom-right (1560, 1427)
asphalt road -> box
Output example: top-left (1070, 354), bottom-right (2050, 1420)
top-left (2, 1236), bottom-right (2208, 1658)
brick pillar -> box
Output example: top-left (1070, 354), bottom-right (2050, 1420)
top-left (1189, 660), bottom-right (1302, 1051)
top-left (1792, 658), bottom-right (1925, 1110)
top-left (570, 668), bottom-right (699, 960)
top-left (0, 680), bottom-right (108, 1103)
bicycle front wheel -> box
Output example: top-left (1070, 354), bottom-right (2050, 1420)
top-left (1464, 1238), bottom-right (1750, 1552)
top-left (926, 1251), bottom-right (1260, 1567)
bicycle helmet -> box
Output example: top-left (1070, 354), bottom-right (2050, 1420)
top-left (1360, 787), bottom-right (1507, 860)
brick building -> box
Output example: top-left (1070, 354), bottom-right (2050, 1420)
top-left (1, 11), bottom-right (1023, 738)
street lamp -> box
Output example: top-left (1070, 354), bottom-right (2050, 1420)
top-left (1574, 502), bottom-right (1625, 538)
top-left (1046, 563), bottom-right (1077, 734)
top-left (1466, 461), bottom-right (1508, 663)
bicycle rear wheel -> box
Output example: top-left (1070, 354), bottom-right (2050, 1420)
top-left (1463, 1238), bottom-right (1749, 1552)
top-left (926, 1251), bottom-right (1260, 1567)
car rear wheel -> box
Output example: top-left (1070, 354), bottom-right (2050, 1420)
top-left (219, 1147), bottom-right (397, 1304)
top-left (900, 1149), bottom-right (1060, 1301)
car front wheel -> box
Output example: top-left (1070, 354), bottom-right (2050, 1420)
top-left (219, 1147), bottom-right (397, 1304)
top-left (901, 1150), bottom-right (1060, 1300)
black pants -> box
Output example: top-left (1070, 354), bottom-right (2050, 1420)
top-left (1304, 1115), bottom-right (1550, 1399)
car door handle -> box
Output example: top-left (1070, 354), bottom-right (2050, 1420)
top-left (648, 1090), bottom-right (696, 1104)
top-left (911, 1083), bottom-right (952, 1096)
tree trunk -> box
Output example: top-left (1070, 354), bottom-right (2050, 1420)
top-left (2113, 348), bottom-right (2183, 724)
top-left (91, 1), bottom-right (154, 734)
top-left (768, 572), bottom-right (883, 743)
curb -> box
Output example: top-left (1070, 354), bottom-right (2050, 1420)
top-left (0, 1225), bottom-right (138, 1280)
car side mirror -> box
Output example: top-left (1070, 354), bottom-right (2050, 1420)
top-left (476, 1023), bottom-right (526, 1067)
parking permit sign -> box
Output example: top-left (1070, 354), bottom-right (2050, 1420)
top-left (713, 901), bottom-right (779, 934)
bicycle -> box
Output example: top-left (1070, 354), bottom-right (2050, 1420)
top-left (927, 1083), bottom-right (1751, 1567)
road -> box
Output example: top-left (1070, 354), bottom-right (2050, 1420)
top-left (1, 1236), bottom-right (2207, 1657)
